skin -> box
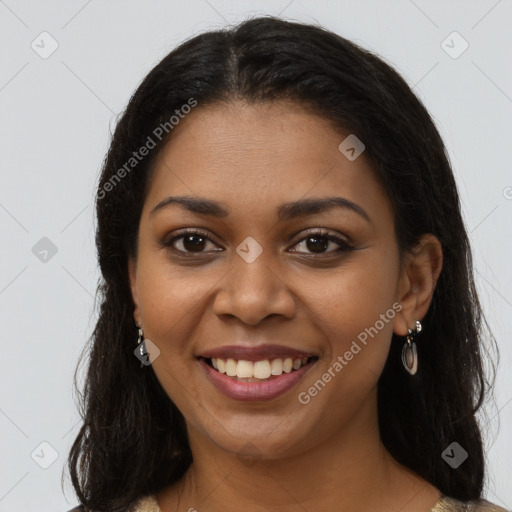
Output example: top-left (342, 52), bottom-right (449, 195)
top-left (128, 100), bottom-right (444, 512)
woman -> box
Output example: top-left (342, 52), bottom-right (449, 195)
top-left (66, 16), bottom-right (508, 512)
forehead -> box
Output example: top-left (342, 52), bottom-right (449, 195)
top-left (143, 100), bottom-right (392, 223)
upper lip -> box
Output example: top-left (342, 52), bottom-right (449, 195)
top-left (198, 344), bottom-right (317, 361)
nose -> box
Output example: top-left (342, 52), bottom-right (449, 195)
top-left (212, 251), bottom-right (296, 325)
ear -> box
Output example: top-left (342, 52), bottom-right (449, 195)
top-left (393, 233), bottom-right (443, 336)
top-left (128, 256), bottom-right (142, 328)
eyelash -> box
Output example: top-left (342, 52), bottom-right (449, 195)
top-left (162, 228), bottom-right (354, 257)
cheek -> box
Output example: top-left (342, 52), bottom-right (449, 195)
top-left (135, 244), bottom-right (211, 348)
top-left (300, 248), bottom-right (400, 371)
top-left (138, 268), bottom-right (205, 409)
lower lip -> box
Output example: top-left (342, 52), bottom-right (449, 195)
top-left (198, 358), bottom-right (316, 402)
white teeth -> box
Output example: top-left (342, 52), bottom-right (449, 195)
top-left (253, 360), bottom-right (272, 379)
top-left (270, 358), bottom-right (283, 375)
top-left (236, 360), bottom-right (253, 378)
top-left (283, 358), bottom-right (293, 373)
top-left (209, 356), bottom-right (313, 379)
top-left (225, 358), bottom-right (237, 377)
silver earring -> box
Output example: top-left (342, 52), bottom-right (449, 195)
top-left (401, 320), bottom-right (422, 375)
top-left (137, 327), bottom-right (144, 368)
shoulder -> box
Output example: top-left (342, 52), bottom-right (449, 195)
top-left (129, 494), bottom-right (161, 512)
top-left (65, 495), bottom-right (160, 512)
top-left (432, 496), bottom-right (510, 512)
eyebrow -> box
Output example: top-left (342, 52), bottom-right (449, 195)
top-left (150, 195), bottom-right (371, 223)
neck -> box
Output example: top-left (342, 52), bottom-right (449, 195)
top-left (158, 393), bottom-right (441, 512)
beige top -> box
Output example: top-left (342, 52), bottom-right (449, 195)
top-left (130, 494), bottom-right (509, 511)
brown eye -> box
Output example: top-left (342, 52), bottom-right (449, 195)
top-left (180, 234), bottom-right (207, 252)
top-left (304, 235), bottom-right (330, 253)
top-left (162, 228), bottom-right (353, 257)
top-left (163, 229), bottom-right (220, 254)
top-left (290, 230), bottom-right (354, 255)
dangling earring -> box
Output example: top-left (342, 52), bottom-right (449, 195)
top-left (401, 320), bottom-right (422, 375)
top-left (136, 326), bottom-right (145, 368)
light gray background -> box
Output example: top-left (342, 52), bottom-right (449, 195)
top-left (0, 1), bottom-right (511, 510)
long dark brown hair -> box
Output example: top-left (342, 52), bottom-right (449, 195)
top-left (65, 16), bottom-right (498, 511)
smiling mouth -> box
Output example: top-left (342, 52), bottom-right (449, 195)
top-left (199, 356), bottom-right (318, 382)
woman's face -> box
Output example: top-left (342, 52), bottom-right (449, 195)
top-left (129, 100), bottom-right (413, 459)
